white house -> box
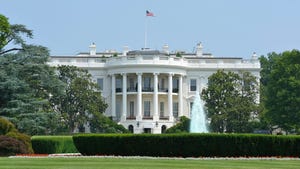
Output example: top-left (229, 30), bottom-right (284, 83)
top-left (49, 43), bottom-right (260, 134)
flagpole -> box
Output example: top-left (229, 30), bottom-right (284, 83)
top-left (144, 16), bottom-right (148, 49)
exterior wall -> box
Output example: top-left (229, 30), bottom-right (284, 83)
top-left (49, 48), bottom-right (260, 134)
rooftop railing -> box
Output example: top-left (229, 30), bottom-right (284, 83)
top-left (49, 55), bottom-right (260, 69)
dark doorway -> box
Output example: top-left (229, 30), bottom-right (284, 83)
top-left (128, 125), bottom-right (134, 133)
top-left (161, 125), bottom-right (167, 133)
top-left (143, 128), bottom-right (151, 133)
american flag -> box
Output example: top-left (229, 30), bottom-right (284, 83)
top-left (146, 10), bottom-right (154, 17)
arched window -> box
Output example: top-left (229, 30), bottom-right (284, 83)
top-left (128, 125), bottom-right (134, 133)
top-left (161, 125), bottom-right (167, 133)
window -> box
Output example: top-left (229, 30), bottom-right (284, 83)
top-left (143, 77), bottom-right (151, 91)
top-left (129, 78), bottom-right (135, 91)
top-left (190, 79), bottom-right (197, 91)
top-left (190, 102), bottom-right (194, 114)
top-left (173, 102), bottom-right (178, 118)
top-left (160, 102), bottom-right (164, 117)
top-left (116, 78), bottom-right (122, 92)
top-left (159, 78), bottom-right (166, 92)
top-left (129, 101), bottom-right (134, 117)
top-left (144, 101), bottom-right (151, 117)
top-left (143, 77), bottom-right (151, 88)
top-left (161, 78), bottom-right (165, 89)
top-left (97, 78), bottom-right (103, 90)
top-left (173, 78), bottom-right (179, 93)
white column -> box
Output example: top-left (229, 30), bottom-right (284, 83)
top-left (111, 74), bottom-right (116, 118)
top-left (121, 73), bottom-right (127, 121)
top-left (179, 75), bottom-right (183, 117)
top-left (168, 73), bottom-right (173, 121)
top-left (137, 73), bottom-right (142, 121)
top-left (153, 73), bottom-right (159, 121)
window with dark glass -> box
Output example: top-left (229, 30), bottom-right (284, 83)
top-left (143, 77), bottom-right (151, 91)
top-left (116, 78), bottom-right (122, 92)
top-left (173, 102), bottom-right (178, 118)
top-left (190, 102), bottom-right (194, 114)
top-left (144, 101), bottom-right (151, 117)
top-left (159, 78), bottom-right (166, 92)
top-left (97, 78), bottom-right (103, 90)
top-left (190, 79), bottom-right (197, 91)
top-left (160, 102), bottom-right (164, 117)
top-left (129, 101), bottom-right (134, 117)
top-left (173, 78), bottom-right (179, 93)
top-left (129, 78), bottom-right (135, 91)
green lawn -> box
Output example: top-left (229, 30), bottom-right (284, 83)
top-left (0, 157), bottom-right (299, 169)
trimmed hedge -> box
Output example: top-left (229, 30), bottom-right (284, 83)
top-left (73, 133), bottom-right (300, 157)
top-left (31, 136), bottom-right (78, 154)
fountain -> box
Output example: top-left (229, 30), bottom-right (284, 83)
top-left (190, 94), bottom-right (208, 133)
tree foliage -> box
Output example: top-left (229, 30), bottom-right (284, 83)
top-left (0, 14), bottom-right (10, 50)
top-left (0, 14), bottom-right (127, 135)
top-left (263, 50), bottom-right (300, 133)
top-left (0, 14), bottom-right (33, 55)
top-left (165, 116), bottom-right (190, 133)
top-left (0, 117), bottom-right (33, 154)
top-left (52, 65), bottom-right (108, 133)
top-left (0, 46), bottom-right (65, 135)
top-left (202, 70), bottom-right (259, 133)
top-left (0, 14), bottom-right (65, 135)
top-left (89, 113), bottom-right (129, 133)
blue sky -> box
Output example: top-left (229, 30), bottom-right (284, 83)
top-left (1, 0), bottom-right (300, 58)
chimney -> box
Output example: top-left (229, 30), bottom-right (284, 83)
top-left (196, 42), bottom-right (203, 57)
top-left (162, 44), bottom-right (169, 54)
top-left (123, 45), bottom-right (129, 56)
top-left (89, 43), bottom-right (96, 55)
top-left (252, 52), bottom-right (258, 60)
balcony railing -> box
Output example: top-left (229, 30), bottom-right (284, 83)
top-left (158, 88), bottom-right (168, 92)
top-left (116, 87), bottom-right (178, 93)
top-left (142, 87), bottom-right (153, 92)
top-left (159, 116), bottom-right (169, 120)
top-left (127, 87), bottom-right (137, 92)
top-left (126, 116), bottom-right (136, 120)
top-left (143, 116), bottom-right (153, 120)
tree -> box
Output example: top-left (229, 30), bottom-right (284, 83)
top-left (89, 113), bottom-right (129, 133)
top-left (0, 46), bottom-right (65, 135)
top-left (0, 14), bottom-right (65, 135)
top-left (165, 116), bottom-right (190, 133)
top-left (52, 65), bottom-right (108, 133)
top-left (0, 14), bottom-right (33, 56)
top-left (256, 53), bottom-right (282, 131)
top-left (0, 14), bottom-right (10, 50)
top-left (264, 50), bottom-right (300, 133)
top-left (202, 70), bottom-right (259, 133)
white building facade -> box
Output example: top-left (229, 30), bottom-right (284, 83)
top-left (49, 43), bottom-right (260, 134)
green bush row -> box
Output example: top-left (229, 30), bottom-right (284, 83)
top-left (31, 136), bottom-right (78, 154)
top-left (73, 133), bottom-right (300, 157)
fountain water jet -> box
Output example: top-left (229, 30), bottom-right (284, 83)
top-left (190, 94), bottom-right (208, 133)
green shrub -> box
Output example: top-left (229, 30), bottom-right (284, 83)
top-left (0, 117), bottom-right (16, 135)
top-left (73, 133), bottom-right (300, 157)
top-left (165, 116), bottom-right (190, 133)
top-left (6, 131), bottom-right (33, 153)
top-left (31, 136), bottom-right (78, 154)
top-left (0, 117), bottom-right (33, 153)
top-left (0, 135), bottom-right (28, 156)
top-left (89, 114), bottom-right (129, 133)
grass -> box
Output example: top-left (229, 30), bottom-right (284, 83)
top-left (0, 157), bottom-right (299, 169)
